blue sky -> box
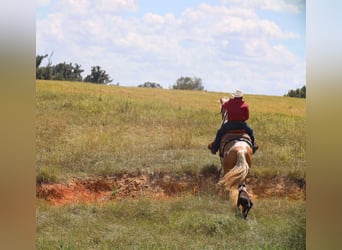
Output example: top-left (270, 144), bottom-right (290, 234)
top-left (36, 0), bottom-right (305, 96)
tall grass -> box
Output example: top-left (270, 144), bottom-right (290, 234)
top-left (36, 80), bottom-right (306, 181)
top-left (36, 196), bottom-right (305, 249)
top-left (36, 80), bottom-right (306, 249)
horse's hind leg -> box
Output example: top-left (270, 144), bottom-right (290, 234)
top-left (243, 207), bottom-right (249, 219)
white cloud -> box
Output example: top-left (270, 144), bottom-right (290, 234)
top-left (95, 0), bottom-right (138, 12)
top-left (36, 13), bottom-right (65, 41)
top-left (177, 4), bottom-right (297, 41)
top-left (36, 0), bottom-right (305, 95)
top-left (143, 13), bottom-right (165, 26)
top-left (55, 0), bottom-right (92, 15)
top-left (36, 0), bottom-right (52, 7)
top-left (220, 0), bottom-right (303, 13)
top-left (51, 0), bottom-right (137, 16)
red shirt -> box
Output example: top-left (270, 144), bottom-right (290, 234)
top-left (221, 97), bottom-right (249, 121)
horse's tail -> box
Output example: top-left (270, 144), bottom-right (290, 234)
top-left (217, 149), bottom-right (250, 191)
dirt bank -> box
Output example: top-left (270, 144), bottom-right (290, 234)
top-left (36, 172), bottom-right (306, 206)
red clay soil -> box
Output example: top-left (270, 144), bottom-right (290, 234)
top-left (36, 174), bottom-right (306, 206)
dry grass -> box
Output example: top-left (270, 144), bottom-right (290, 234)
top-left (36, 80), bottom-right (306, 249)
top-left (36, 80), bottom-right (306, 181)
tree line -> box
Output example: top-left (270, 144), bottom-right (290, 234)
top-left (37, 53), bottom-right (304, 96)
top-left (137, 76), bottom-right (204, 91)
top-left (36, 54), bottom-right (205, 90)
top-left (36, 54), bottom-right (112, 84)
top-left (284, 85), bottom-right (306, 98)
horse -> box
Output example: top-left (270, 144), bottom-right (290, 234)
top-left (215, 97), bottom-right (253, 201)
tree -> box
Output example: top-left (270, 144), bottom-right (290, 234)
top-left (72, 64), bottom-right (84, 81)
top-left (52, 62), bottom-right (84, 81)
top-left (285, 85), bottom-right (306, 98)
top-left (36, 53), bottom-right (53, 80)
top-left (172, 76), bottom-right (204, 91)
top-left (138, 81), bottom-right (163, 88)
top-left (84, 66), bottom-right (113, 84)
top-left (36, 54), bottom-right (48, 69)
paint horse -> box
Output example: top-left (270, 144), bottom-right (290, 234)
top-left (215, 97), bottom-right (253, 197)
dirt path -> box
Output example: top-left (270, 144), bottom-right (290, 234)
top-left (36, 172), bottom-right (306, 206)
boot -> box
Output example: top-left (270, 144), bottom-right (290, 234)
top-left (252, 143), bottom-right (259, 154)
top-left (208, 142), bottom-right (217, 155)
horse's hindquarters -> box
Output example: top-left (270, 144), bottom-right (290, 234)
top-left (221, 141), bottom-right (252, 174)
top-left (218, 142), bottom-right (252, 190)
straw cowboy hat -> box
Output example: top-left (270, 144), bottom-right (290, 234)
top-left (232, 89), bottom-right (243, 98)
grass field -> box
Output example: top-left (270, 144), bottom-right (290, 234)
top-left (36, 80), bottom-right (306, 249)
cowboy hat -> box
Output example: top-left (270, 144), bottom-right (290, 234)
top-left (232, 89), bottom-right (243, 98)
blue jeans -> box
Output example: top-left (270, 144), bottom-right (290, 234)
top-left (211, 121), bottom-right (255, 153)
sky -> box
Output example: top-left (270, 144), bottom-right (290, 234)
top-left (36, 0), bottom-right (306, 96)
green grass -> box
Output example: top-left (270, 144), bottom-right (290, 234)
top-left (36, 196), bottom-right (305, 249)
top-left (36, 80), bottom-right (306, 181)
top-left (36, 80), bottom-right (306, 249)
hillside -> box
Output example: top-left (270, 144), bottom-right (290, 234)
top-left (36, 79), bottom-right (305, 180)
top-left (36, 80), bottom-right (306, 249)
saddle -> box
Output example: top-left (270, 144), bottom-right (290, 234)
top-left (219, 130), bottom-right (252, 157)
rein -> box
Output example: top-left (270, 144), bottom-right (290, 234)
top-left (220, 109), bottom-right (228, 127)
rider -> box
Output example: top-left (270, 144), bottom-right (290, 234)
top-left (208, 89), bottom-right (258, 154)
